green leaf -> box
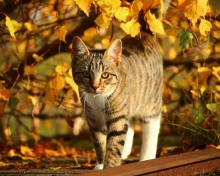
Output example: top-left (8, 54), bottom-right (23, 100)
top-left (206, 103), bottom-right (218, 113)
top-left (9, 97), bottom-right (19, 108)
top-left (5, 15), bottom-right (16, 39)
top-left (177, 30), bottom-right (193, 50)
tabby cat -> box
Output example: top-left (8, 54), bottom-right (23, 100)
top-left (71, 1), bottom-right (171, 170)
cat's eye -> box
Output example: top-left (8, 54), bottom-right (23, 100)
top-left (101, 72), bottom-right (110, 79)
top-left (82, 71), bottom-right (90, 78)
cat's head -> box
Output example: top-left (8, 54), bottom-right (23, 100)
top-left (71, 37), bottom-right (122, 96)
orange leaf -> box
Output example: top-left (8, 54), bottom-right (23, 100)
top-left (55, 25), bottom-right (68, 43)
top-left (143, 0), bottom-right (160, 12)
top-left (0, 88), bottom-right (11, 101)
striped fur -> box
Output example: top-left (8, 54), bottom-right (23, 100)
top-left (71, 32), bottom-right (163, 169)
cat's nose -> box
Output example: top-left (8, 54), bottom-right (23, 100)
top-left (91, 81), bottom-right (100, 91)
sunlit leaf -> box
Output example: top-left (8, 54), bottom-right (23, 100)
top-left (178, 0), bottom-right (208, 25)
top-left (115, 7), bottom-right (130, 22)
top-left (95, 13), bottom-right (112, 29)
top-left (74, 0), bottom-right (93, 16)
top-left (199, 19), bottom-right (212, 36)
top-left (5, 15), bottom-right (16, 39)
top-left (130, 0), bottom-right (143, 17)
top-left (206, 103), bottom-right (218, 113)
top-left (212, 66), bottom-right (220, 81)
top-left (197, 67), bottom-right (212, 80)
top-left (144, 10), bottom-right (165, 34)
top-left (143, 0), bottom-right (160, 12)
top-left (45, 89), bottom-right (55, 103)
top-left (65, 77), bottom-right (79, 100)
top-left (55, 63), bottom-right (70, 75)
top-left (20, 145), bottom-right (35, 157)
top-left (55, 25), bottom-right (68, 43)
top-left (120, 18), bottom-right (141, 37)
top-left (24, 65), bottom-right (36, 76)
top-left (32, 53), bottom-right (43, 63)
top-left (96, 0), bottom-right (121, 15)
top-left (50, 74), bottom-right (65, 91)
top-left (24, 22), bottom-right (39, 32)
top-left (177, 30), bottom-right (193, 50)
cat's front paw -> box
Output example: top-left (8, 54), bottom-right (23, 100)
top-left (94, 163), bottom-right (104, 170)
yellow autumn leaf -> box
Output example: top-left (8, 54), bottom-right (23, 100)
top-left (96, 0), bottom-right (121, 15)
top-left (199, 19), bottom-right (212, 36)
top-left (75, 0), bottom-right (92, 16)
top-left (212, 67), bottom-right (220, 81)
top-left (197, 67), bottom-right (212, 80)
top-left (65, 77), bottom-right (79, 100)
top-left (95, 13), bottom-right (112, 29)
top-left (130, 0), bottom-right (143, 17)
top-left (24, 22), bottom-right (38, 32)
top-left (143, 0), bottom-right (160, 12)
top-left (55, 25), bottom-right (68, 43)
top-left (120, 18), bottom-right (141, 37)
top-left (55, 63), bottom-right (70, 75)
top-left (178, 0), bottom-right (208, 25)
top-left (115, 7), bottom-right (130, 22)
top-left (32, 53), bottom-right (43, 63)
top-left (50, 74), bottom-right (65, 91)
top-left (45, 89), bottom-right (55, 102)
top-left (5, 15), bottom-right (16, 39)
top-left (20, 145), bottom-right (35, 157)
top-left (11, 20), bottom-right (22, 31)
top-left (24, 65), bottom-right (36, 76)
top-left (144, 10), bottom-right (165, 34)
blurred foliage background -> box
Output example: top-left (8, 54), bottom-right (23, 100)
top-left (0, 0), bottom-right (220, 153)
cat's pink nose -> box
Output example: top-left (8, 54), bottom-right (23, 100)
top-left (91, 81), bottom-right (100, 91)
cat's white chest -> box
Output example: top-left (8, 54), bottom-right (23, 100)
top-left (85, 94), bottom-right (106, 118)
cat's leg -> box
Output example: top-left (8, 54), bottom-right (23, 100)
top-left (121, 120), bottom-right (134, 160)
top-left (139, 114), bottom-right (161, 161)
top-left (104, 115), bottom-right (128, 168)
top-left (88, 127), bottom-right (106, 170)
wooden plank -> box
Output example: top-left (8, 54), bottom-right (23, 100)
top-left (79, 148), bottom-right (220, 176)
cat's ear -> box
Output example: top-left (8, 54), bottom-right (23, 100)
top-left (72, 36), bottom-right (89, 59)
top-left (105, 39), bottom-right (122, 65)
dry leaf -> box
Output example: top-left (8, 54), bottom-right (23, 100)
top-left (50, 74), bottom-right (65, 91)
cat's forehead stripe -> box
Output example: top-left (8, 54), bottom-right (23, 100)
top-left (89, 52), bottom-right (104, 72)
